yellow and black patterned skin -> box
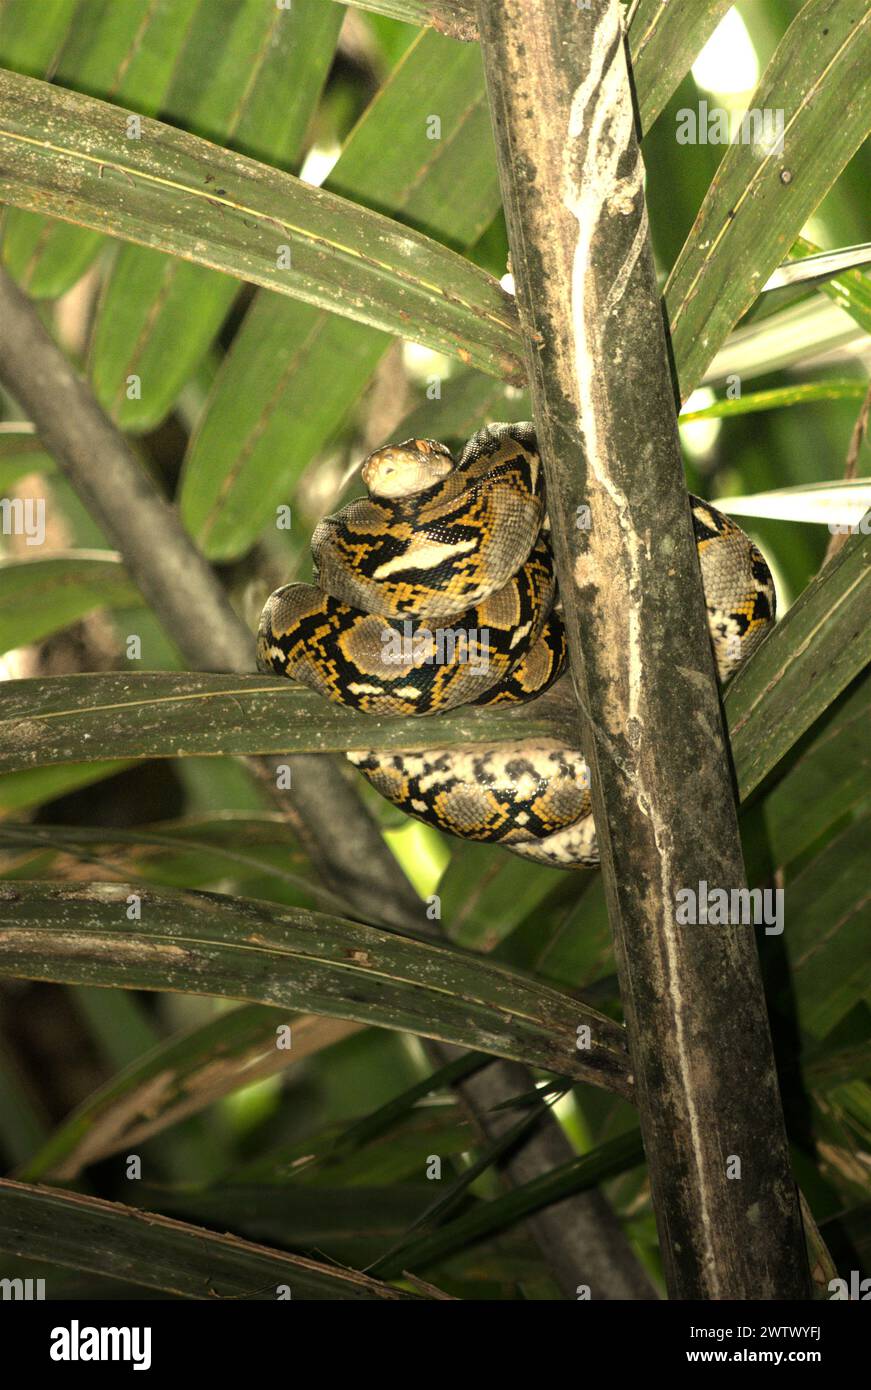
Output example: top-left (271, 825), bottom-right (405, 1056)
top-left (311, 425), bottom-right (544, 617)
top-left (691, 497), bottom-right (776, 679)
top-left (257, 424), bottom-right (776, 868)
top-left (258, 532), bottom-right (558, 715)
top-left (347, 740), bottom-right (592, 847)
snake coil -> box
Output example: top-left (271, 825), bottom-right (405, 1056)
top-left (257, 423), bottom-right (775, 868)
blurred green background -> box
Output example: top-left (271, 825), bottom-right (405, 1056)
top-left (0, 0), bottom-right (868, 1299)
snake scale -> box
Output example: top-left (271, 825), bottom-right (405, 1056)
top-left (257, 423), bottom-right (776, 868)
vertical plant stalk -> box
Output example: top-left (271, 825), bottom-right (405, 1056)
top-left (475, 0), bottom-right (809, 1298)
top-left (0, 265), bottom-right (648, 1299)
top-left (426, 1045), bottom-right (657, 1299)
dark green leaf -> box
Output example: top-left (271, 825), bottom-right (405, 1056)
top-left (666, 0), bottom-right (871, 398)
top-left (726, 524), bottom-right (871, 801)
top-left (0, 1179), bottom-right (421, 1298)
top-left (0, 553), bottom-right (139, 654)
top-left (1, 0), bottom-right (202, 297)
top-left (19, 1006), bottom-right (363, 1181)
top-left (0, 70), bottom-right (523, 379)
top-left (0, 882), bottom-right (631, 1093)
top-left (89, 0), bottom-right (344, 431)
top-left (0, 671), bottom-right (576, 770)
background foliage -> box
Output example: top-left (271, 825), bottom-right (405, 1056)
top-left (0, 0), bottom-right (868, 1299)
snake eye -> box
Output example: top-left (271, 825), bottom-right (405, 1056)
top-left (414, 439), bottom-right (432, 453)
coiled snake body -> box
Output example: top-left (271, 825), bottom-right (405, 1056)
top-left (257, 424), bottom-right (775, 868)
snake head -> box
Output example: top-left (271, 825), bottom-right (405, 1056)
top-left (361, 438), bottom-right (454, 500)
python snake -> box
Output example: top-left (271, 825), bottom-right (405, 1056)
top-left (257, 423), bottom-right (775, 868)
